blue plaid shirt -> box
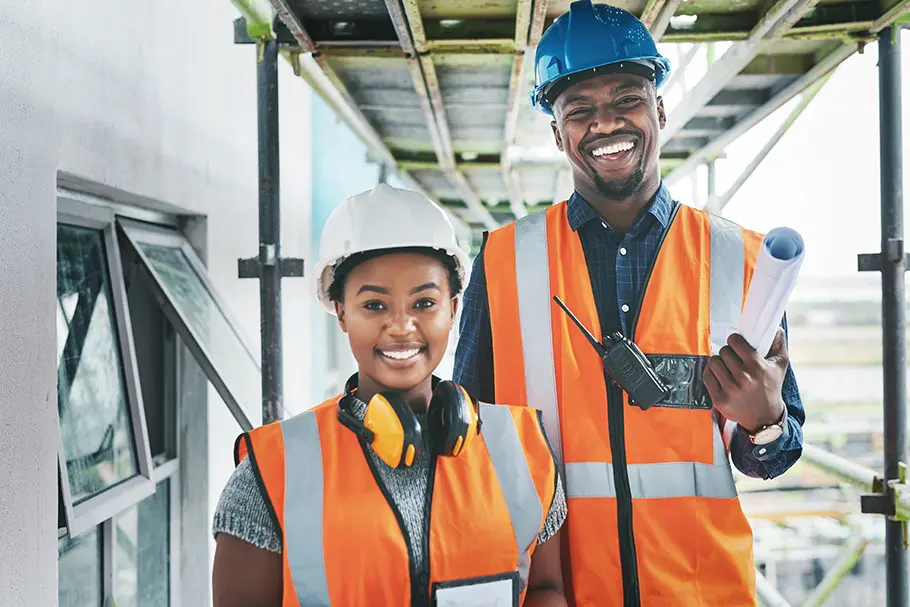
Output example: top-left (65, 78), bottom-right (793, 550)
top-left (453, 183), bottom-right (805, 480)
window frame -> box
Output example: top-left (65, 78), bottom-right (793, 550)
top-left (56, 198), bottom-right (157, 537)
top-left (108, 466), bottom-right (179, 607)
top-left (117, 217), bottom-right (260, 430)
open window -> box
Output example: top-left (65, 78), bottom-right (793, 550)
top-left (56, 200), bottom-right (156, 537)
top-left (117, 218), bottom-right (262, 430)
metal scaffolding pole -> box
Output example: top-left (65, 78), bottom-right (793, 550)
top-left (236, 21), bottom-right (305, 425)
top-left (860, 24), bottom-right (909, 607)
top-left (879, 26), bottom-right (908, 607)
top-left (257, 38), bottom-right (285, 424)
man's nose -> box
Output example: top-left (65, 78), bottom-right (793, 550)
top-left (591, 105), bottom-right (623, 133)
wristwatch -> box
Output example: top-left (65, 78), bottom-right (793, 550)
top-left (748, 406), bottom-right (788, 446)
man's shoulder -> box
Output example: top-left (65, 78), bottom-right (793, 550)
top-left (678, 202), bottom-right (765, 238)
top-left (487, 201), bottom-right (567, 234)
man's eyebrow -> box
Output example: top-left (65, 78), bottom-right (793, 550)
top-left (357, 284), bottom-right (389, 295)
top-left (410, 282), bottom-right (439, 295)
top-left (561, 92), bottom-right (593, 107)
top-left (611, 82), bottom-right (646, 95)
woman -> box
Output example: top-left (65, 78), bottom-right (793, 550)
top-left (212, 184), bottom-right (567, 607)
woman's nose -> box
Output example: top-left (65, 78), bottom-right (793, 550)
top-left (386, 309), bottom-right (416, 334)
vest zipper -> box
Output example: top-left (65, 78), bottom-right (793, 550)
top-left (605, 380), bottom-right (641, 607)
top-left (602, 202), bottom-right (682, 606)
top-left (360, 443), bottom-right (422, 606)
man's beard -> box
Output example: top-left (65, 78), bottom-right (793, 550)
top-left (591, 160), bottom-right (646, 201)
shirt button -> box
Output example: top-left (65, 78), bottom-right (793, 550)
top-left (601, 221), bottom-right (608, 229)
top-left (759, 448), bottom-right (767, 455)
top-left (619, 247), bottom-right (627, 256)
top-left (621, 304), bottom-right (630, 313)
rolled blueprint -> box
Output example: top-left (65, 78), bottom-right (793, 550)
top-left (722, 227), bottom-right (805, 450)
top-left (737, 227), bottom-right (805, 358)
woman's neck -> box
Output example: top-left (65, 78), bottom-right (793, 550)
top-left (355, 374), bottom-right (434, 414)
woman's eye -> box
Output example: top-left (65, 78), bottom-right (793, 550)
top-left (363, 300), bottom-right (386, 311)
top-left (414, 299), bottom-right (436, 310)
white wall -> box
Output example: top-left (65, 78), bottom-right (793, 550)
top-left (0, 0), bottom-right (313, 604)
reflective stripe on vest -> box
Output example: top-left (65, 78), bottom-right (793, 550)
top-left (281, 411), bottom-right (331, 606)
top-left (513, 208), bottom-right (744, 492)
top-left (479, 404), bottom-right (543, 590)
top-left (278, 403), bottom-right (545, 605)
top-left (564, 412), bottom-right (735, 499)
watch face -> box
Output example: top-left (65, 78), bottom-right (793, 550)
top-left (753, 425), bottom-right (783, 445)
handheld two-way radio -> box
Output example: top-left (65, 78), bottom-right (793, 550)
top-left (552, 296), bottom-right (669, 410)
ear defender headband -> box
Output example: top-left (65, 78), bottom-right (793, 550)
top-left (337, 379), bottom-right (482, 469)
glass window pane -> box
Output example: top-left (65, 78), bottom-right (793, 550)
top-left (114, 481), bottom-right (171, 607)
top-left (123, 243), bottom-right (174, 461)
top-left (57, 224), bottom-right (138, 504)
top-left (133, 238), bottom-right (261, 425)
top-left (58, 527), bottom-right (102, 607)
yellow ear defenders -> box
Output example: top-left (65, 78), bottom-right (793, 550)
top-left (337, 379), bottom-right (482, 469)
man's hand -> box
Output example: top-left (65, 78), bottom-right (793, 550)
top-left (703, 328), bottom-right (789, 434)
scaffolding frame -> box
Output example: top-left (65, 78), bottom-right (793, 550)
top-left (229, 2), bottom-right (909, 602)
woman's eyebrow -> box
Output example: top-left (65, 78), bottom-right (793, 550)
top-left (357, 284), bottom-right (389, 295)
top-left (410, 282), bottom-right (439, 295)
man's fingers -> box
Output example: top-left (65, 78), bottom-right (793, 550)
top-left (718, 344), bottom-right (747, 377)
top-left (703, 367), bottom-right (724, 403)
top-left (727, 333), bottom-right (761, 369)
top-left (706, 356), bottom-right (736, 392)
top-left (766, 327), bottom-right (788, 365)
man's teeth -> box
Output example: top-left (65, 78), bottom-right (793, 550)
top-left (381, 349), bottom-right (421, 360)
top-left (592, 141), bottom-right (635, 157)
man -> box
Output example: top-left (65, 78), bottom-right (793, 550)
top-left (453, 1), bottom-right (805, 605)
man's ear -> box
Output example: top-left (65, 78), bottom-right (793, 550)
top-left (335, 302), bottom-right (348, 333)
top-left (551, 120), bottom-right (565, 152)
top-left (657, 96), bottom-right (666, 130)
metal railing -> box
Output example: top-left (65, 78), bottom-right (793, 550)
top-left (753, 441), bottom-right (908, 607)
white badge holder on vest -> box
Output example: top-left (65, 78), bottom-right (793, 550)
top-left (433, 572), bottom-right (519, 607)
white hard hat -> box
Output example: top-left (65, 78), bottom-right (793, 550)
top-left (313, 183), bottom-right (471, 315)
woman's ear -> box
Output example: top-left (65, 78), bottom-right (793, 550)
top-left (450, 296), bottom-right (460, 323)
top-left (335, 301), bottom-right (348, 333)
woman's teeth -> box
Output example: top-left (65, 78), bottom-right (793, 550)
top-left (380, 348), bottom-right (421, 360)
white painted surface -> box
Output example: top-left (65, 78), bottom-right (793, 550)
top-left (0, 0), bottom-right (313, 604)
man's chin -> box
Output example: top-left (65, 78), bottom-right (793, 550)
top-left (593, 171), bottom-right (644, 200)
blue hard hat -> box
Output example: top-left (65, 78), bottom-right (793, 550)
top-left (530, 0), bottom-right (672, 115)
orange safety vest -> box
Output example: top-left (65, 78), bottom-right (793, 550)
top-left (234, 395), bottom-right (558, 607)
top-left (484, 201), bottom-right (762, 606)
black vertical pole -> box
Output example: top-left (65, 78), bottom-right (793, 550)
top-left (259, 37), bottom-right (283, 425)
top-left (236, 19), bottom-right (303, 428)
top-left (878, 25), bottom-right (908, 607)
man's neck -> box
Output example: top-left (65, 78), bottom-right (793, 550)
top-left (577, 178), bottom-right (661, 233)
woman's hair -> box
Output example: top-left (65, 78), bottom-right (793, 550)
top-left (328, 246), bottom-right (463, 304)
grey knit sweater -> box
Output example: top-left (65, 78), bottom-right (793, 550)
top-left (213, 397), bottom-right (567, 569)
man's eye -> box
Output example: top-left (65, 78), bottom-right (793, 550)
top-left (617, 96), bottom-right (642, 106)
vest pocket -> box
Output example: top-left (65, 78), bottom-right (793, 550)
top-left (646, 354), bottom-right (712, 410)
top-left (432, 571), bottom-right (519, 607)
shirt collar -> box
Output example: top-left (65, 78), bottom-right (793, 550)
top-left (567, 181), bottom-right (675, 234)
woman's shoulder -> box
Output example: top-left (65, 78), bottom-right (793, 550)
top-left (212, 457), bottom-right (283, 553)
